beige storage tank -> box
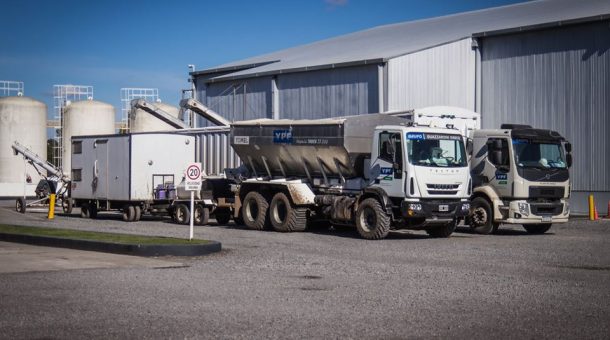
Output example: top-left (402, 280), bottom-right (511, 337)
top-left (62, 99), bottom-right (115, 175)
top-left (0, 96), bottom-right (47, 196)
top-left (129, 101), bottom-right (180, 132)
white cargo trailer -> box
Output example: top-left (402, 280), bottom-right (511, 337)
top-left (70, 132), bottom-right (195, 221)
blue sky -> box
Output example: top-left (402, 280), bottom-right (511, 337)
top-left (0, 0), bottom-right (527, 129)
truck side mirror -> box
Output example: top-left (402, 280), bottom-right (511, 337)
top-left (566, 153), bottom-right (573, 168)
top-left (491, 150), bottom-right (502, 165)
top-left (466, 138), bottom-right (473, 155)
top-left (565, 142), bottom-right (572, 153)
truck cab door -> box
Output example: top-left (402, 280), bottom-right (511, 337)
top-left (483, 137), bottom-right (513, 198)
top-left (370, 130), bottom-right (406, 198)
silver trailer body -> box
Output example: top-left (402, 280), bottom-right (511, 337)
top-left (230, 113), bottom-right (407, 180)
top-left (71, 133), bottom-right (195, 202)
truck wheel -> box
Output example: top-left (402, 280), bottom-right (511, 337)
top-left (269, 192), bottom-right (307, 232)
top-left (523, 223), bottom-right (552, 234)
top-left (15, 198), bottom-right (26, 213)
top-left (470, 197), bottom-right (498, 234)
top-left (242, 191), bottom-right (269, 230)
top-left (194, 204), bottom-right (209, 226)
top-left (426, 219), bottom-right (457, 238)
top-left (122, 205), bottom-right (135, 222)
top-left (133, 206), bottom-right (142, 222)
top-left (174, 204), bottom-right (190, 225)
top-left (214, 209), bottom-right (231, 225)
top-left (62, 198), bottom-right (73, 214)
top-left (355, 198), bottom-right (390, 240)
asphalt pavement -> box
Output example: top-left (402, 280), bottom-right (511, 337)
top-left (0, 202), bottom-right (608, 339)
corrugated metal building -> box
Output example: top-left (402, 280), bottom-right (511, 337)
top-left (191, 0), bottom-right (610, 213)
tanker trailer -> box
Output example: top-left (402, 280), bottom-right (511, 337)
top-left (228, 113), bottom-right (471, 240)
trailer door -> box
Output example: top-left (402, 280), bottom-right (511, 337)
top-left (93, 139), bottom-right (109, 200)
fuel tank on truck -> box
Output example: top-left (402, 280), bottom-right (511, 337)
top-left (230, 114), bottom-right (408, 180)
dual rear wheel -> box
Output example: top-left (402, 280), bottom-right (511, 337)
top-left (241, 191), bottom-right (307, 232)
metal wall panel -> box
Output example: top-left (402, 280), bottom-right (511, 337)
top-left (194, 129), bottom-right (240, 176)
top-left (277, 65), bottom-right (379, 119)
top-left (197, 76), bottom-right (272, 126)
top-left (481, 21), bottom-right (610, 192)
top-left (387, 38), bottom-right (476, 111)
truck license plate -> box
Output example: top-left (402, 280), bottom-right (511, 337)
top-left (541, 216), bottom-right (552, 222)
top-left (439, 205), bottom-right (449, 212)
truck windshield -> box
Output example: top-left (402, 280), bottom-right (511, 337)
top-left (406, 133), bottom-right (467, 167)
top-left (512, 139), bottom-right (567, 169)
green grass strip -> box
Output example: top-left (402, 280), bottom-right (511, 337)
top-left (0, 224), bottom-right (210, 245)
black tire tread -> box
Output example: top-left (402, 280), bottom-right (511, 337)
top-left (356, 198), bottom-right (391, 240)
top-left (242, 191), bottom-right (269, 230)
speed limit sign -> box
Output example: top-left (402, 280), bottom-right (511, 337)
top-left (185, 162), bottom-right (202, 191)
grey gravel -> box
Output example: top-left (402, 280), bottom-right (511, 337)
top-left (0, 201), bottom-right (609, 339)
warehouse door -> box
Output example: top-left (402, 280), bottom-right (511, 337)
top-left (93, 139), bottom-right (109, 200)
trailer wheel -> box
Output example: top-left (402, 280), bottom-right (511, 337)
top-left (194, 204), bottom-right (209, 226)
top-left (62, 198), bottom-right (73, 214)
top-left (470, 197), bottom-right (499, 234)
top-left (214, 209), bottom-right (231, 225)
top-left (133, 206), bottom-right (142, 222)
top-left (15, 198), bottom-right (26, 213)
top-left (426, 219), bottom-right (457, 238)
top-left (523, 223), bottom-right (552, 234)
top-left (269, 192), bottom-right (307, 232)
top-left (355, 198), bottom-right (390, 240)
top-left (174, 204), bottom-right (190, 225)
top-left (242, 191), bottom-right (269, 230)
top-left (122, 205), bottom-right (135, 222)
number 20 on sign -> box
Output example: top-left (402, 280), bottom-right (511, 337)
top-left (185, 163), bottom-right (202, 191)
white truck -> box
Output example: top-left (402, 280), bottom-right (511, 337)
top-left (217, 112), bottom-right (472, 240)
top-left (468, 124), bottom-right (572, 234)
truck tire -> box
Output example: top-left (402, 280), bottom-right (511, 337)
top-left (426, 219), bottom-right (457, 238)
top-left (214, 209), bottom-right (231, 225)
top-left (194, 204), bottom-right (209, 226)
top-left (470, 197), bottom-right (499, 234)
top-left (133, 206), bottom-right (142, 222)
top-left (62, 198), bottom-right (73, 214)
top-left (174, 204), bottom-right (190, 225)
top-left (269, 192), bottom-right (307, 232)
top-left (242, 191), bottom-right (269, 230)
top-left (355, 198), bottom-right (390, 240)
top-left (15, 198), bottom-right (26, 213)
top-left (122, 205), bottom-right (135, 222)
top-left (523, 223), bottom-right (552, 234)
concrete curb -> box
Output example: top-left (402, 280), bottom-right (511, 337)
top-left (0, 232), bottom-right (221, 257)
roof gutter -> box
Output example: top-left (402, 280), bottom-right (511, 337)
top-left (472, 13), bottom-right (610, 38)
top-left (202, 58), bottom-right (386, 83)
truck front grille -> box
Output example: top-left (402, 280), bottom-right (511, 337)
top-left (427, 184), bottom-right (459, 195)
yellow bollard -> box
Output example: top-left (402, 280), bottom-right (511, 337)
top-left (588, 194), bottom-right (595, 221)
top-left (48, 194), bottom-right (56, 220)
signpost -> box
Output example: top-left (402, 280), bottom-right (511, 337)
top-left (185, 162), bottom-right (202, 240)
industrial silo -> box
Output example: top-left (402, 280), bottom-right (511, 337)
top-left (62, 99), bottom-right (115, 175)
top-left (130, 101), bottom-right (180, 132)
top-left (0, 95), bottom-right (47, 196)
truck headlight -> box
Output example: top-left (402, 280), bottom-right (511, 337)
top-left (564, 202), bottom-right (570, 215)
top-left (518, 202), bottom-right (529, 216)
top-left (462, 203), bottom-right (470, 211)
top-left (408, 203), bottom-right (422, 211)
